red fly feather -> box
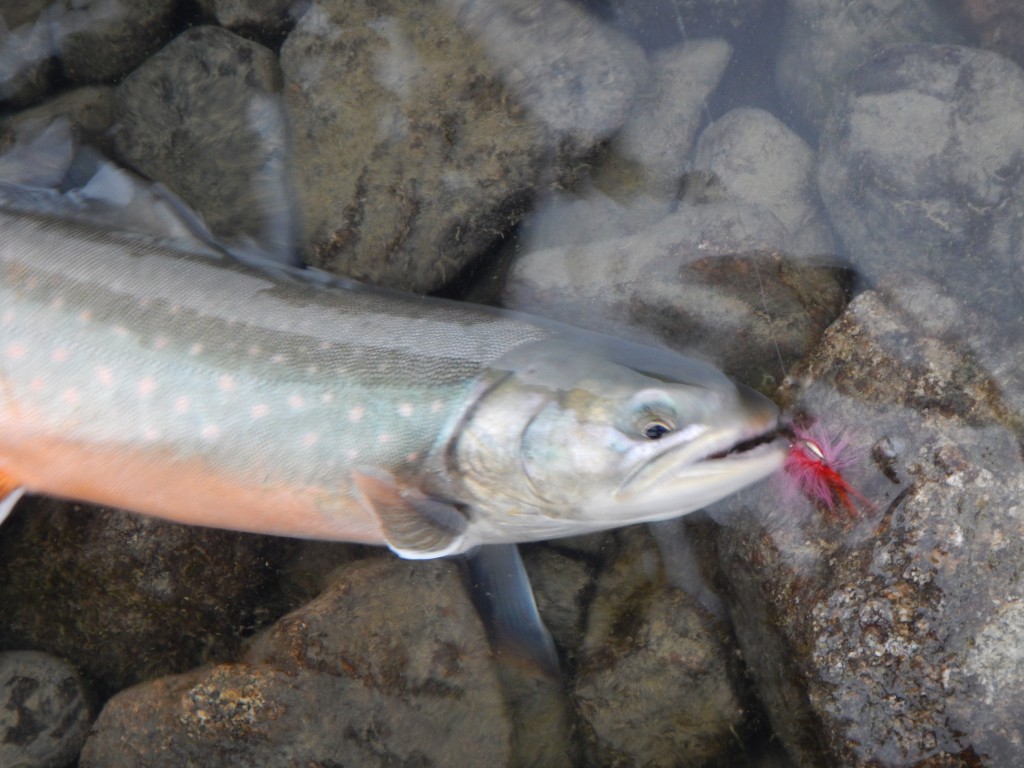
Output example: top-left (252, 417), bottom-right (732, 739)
top-left (781, 423), bottom-right (873, 518)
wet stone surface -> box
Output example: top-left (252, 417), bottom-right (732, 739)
top-left (0, 651), bottom-right (91, 768)
top-left (282, 0), bottom-right (576, 292)
top-left (774, 0), bottom-right (963, 132)
top-left (113, 25), bottom-right (293, 263)
top-left (574, 527), bottom-right (751, 768)
top-left (704, 280), bottom-right (1024, 766)
top-left (80, 558), bottom-right (514, 767)
top-left (818, 43), bottom-right (1024, 303)
top-left (0, 498), bottom-right (293, 698)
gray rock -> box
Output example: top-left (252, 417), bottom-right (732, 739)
top-left (709, 279), bottom-right (1024, 765)
top-left (0, 2), bottom-right (61, 106)
top-left (521, 544), bottom-right (595, 665)
top-left (113, 26), bottom-right (297, 264)
top-left (695, 107), bottom-right (836, 256)
top-left (0, 497), bottom-right (290, 697)
top-left (0, 0), bottom-right (177, 106)
top-left (58, 0), bottom-right (177, 85)
top-left (512, 189), bottom-right (674, 254)
top-left (81, 557), bottom-right (513, 767)
top-left (0, 651), bottom-right (91, 768)
top-left (446, 0), bottom-right (647, 147)
top-left (818, 44), bottom-right (1024, 304)
top-left (503, 199), bottom-right (847, 391)
top-left (1, 85), bottom-right (115, 153)
top-left (606, 0), bottom-right (768, 46)
top-left (574, 526), bottom-right (750, 767)
top-left (281, 0), bottom-right (549, 292)
top-left (196, 0), bottom-right (299, 44)
top-left (603, 38), bottom-right (732, 196)
top-left (958, 0), bottom-right (1024, 69)
top-left (775, 0), bottom-right (962, 132)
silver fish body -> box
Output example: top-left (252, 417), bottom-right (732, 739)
top-left (0, 204), bottom-right (785, 558)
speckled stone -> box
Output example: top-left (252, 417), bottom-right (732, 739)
top-left (280, 0), bottom-right (551, 292)
top-left (574, 526), bottom-right (750, 767)
top-left (0, 497), bottom-right (291, 698)
top-left (818, 44), bottom-right (1024, 311)
top-left (708, 278), bottom-right (1024, 766)
top-left (81, 557), bottom-right (513, 767)
top-left (113, 25), bottom-right (295, 263)
top-left (775, 0), bottom-right (962, 132)
top-left (0, 651), bottom-right (92, 768)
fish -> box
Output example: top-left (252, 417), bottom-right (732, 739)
top-left (0, 202), bottom-right (785, 556)
top-left (0, 122), bottom-right (787, 671)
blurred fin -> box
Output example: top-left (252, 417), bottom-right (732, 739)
top-left (0, 477), bottom-right (26, 527)
top-left (352, 469), bottom-right (468, 559)
top-left (460, 544), bottom-right (560, 678)
top-left (0, 117), bottom-right (75, 187)
top-left (649, 517), bottom-right (726, 619)
top-left (0, 111), bottom-right (301, 267)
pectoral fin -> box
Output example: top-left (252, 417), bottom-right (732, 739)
top-left (0, 474), bottom-right (26, 526)
top-left (460, 544), bottom-right (560, 678)
top-left (352, 469), bottom-right (469, 559)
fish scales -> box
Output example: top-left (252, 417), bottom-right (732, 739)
top-left (0, 209), bottom-right (551, 541)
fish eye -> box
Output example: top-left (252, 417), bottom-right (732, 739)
top-left (642, 420), bottom-right (673, 440)
top-left (625, 389), bottom-right (679, 440)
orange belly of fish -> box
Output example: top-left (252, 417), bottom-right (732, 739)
top-left (0, 427), bottom-right (386, 544)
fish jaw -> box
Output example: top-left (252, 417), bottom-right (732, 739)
top-left (600, 384), bottom-right (786, 520)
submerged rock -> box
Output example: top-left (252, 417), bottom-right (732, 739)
top-left (695, 107), bottom-right (836, 257)
top-left (281, 0), bottom-right (552, 292)
top-left (707, 279), bottom-right (1024, 765)
top-left (775, 0), bottom-right (962, 132)
top-left (504, 201), bottom-right (847, 392)
top-left (81, 558), bottom-right (513, 767)
top-left (446, 0), bottom-right (647, 149)
top-left (957, 0), bottom-right (1024, 69)
top-left (113, 25), bottom-right (296, 265)
top-left (0, 1), bottom-right (177, 107)
top-left (0, 651), bottom-right (92, 768)
top-left (574, 527), bottom-right (751, 767)
top-left (605, 37), bottom-right (732, 197)
top-left (0, 498), bottom-right (289, 698)
top-left (818, 43), bottom-right (1024, 307)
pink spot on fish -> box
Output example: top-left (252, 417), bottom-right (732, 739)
top-left (398, 403), bottom-right (414, 418)
top-left (348, 406), bottom-right (365, 423)
top-left (302, 432), bottom-right (319, 447)
top-left (50, 348), bottom-right (69, 363)
top-left (62, 388), bottom-right (80, 406)
top-left (218, 375), bottom-right (236, 392)
top-left (95, 366), bottom-right (114, 387)
top-left (137, 377), bottom-right (157, 397)
top-left (175, 396), bottom-right (191, 414)
top-left (201, 424), bottom-right (221, 440)
top-left (251, 403), bottom-right (269, 419)
top-left (5, 343), bottom-right (25, 360)
top-left (288, 395), bottom-right (305, 410)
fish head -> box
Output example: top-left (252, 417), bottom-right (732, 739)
top-left (452, 338), bottom-right (786, 539)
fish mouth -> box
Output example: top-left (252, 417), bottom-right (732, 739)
top-left (706, 428), bottom-right (783, 460)
top-left (607, 398), bottom-right (787, 520)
